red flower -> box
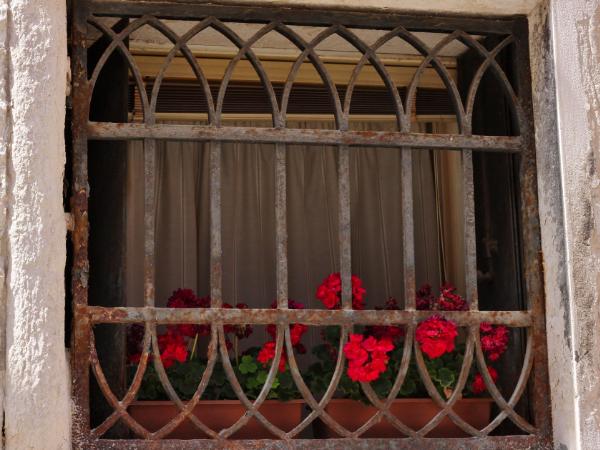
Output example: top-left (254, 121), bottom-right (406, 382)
top-left (158, 330), bottom-right (188, 368)
top-left (415, 315), bottom-right (458, 359)
top-left (257, 341), bottom-right (287, 373)
top-left (266, 300), bottom-right (308, 352)
top-left (480, 323), bottom-right (509, 361)
top-left (343, 334), bottom-right (394, 382)
top-left (316, 273), bottom-right (366, 310)
top-left (471, 366), bottom-right (498, 394)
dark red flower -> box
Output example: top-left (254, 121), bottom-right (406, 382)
top-left (416, 315), bottom-right (458, 359)
top-left (437, 283), bottom-right (468, 311)
top-left (223, 302), bottom-right (253, 339)
top-left (367, 297), bottom-right (404, 341)
top-left (343, 334), bottom-right (394, 382)
top-left (416, 284), bottom-right (435, 310)
top-left (166, 289), bottom-right (211, 337)
top-left (480, 323), bottom-right (509, 361)
top-left (471, 366), bottom-right (498, 394)
top-left (316, 273), bottom-right (366, 310)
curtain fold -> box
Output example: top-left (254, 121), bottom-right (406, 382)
top-left (124, 119), bottom-right (464, 311)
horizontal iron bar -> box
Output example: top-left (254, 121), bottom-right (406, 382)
top-left (87, 122), bottom-right (522, 152)
top-left (88, 435), bottom-right (544, 450)
top-left (87, 0), bottom-right (521, 34)
top-left (83, 306), bottom-right (532, 327)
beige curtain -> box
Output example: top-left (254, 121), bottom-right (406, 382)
top-left (125, 120), bottom-right (464, 311)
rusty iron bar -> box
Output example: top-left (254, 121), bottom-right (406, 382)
top-left (81, 306), bottom-right (533, 327)
top-left (87, 0), bottom-right (521, 35)
top-left (512, 19), bottom-right (553, 441)
top-left (339, 145), bottom-right (351, 309)
top-left (275, 143), bottom-right (288, 308)
top-left (82, 434), bottom-right (550, 450)
top-left (86, 122), bottom-right (524, 152)
top-left (463, 150), bottom-right (479, 310)
top-left (210, 141), bottom-right (223, 307)
top-left (402, 148), bottom-right (416, 310)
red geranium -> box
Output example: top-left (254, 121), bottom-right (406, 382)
top-left (343, 334), bottom-right (394, 382)
top-left (415, 315), bottom-right (458, 359)
top-left (480, 323), bottom-right (509, 361)
top-left (316, 273), bottom-right (366, 310)
top-left (257, 341), bottom-right (287, 373)
top-left (267, 300), bottom-right (308, 353)
top-left (471, 366), bottom-right (498, 394)
top-left (158, 330), bottom-right (188, 368)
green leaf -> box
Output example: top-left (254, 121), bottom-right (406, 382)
top-left (437, 367), bottom-right (456, 388)
top-left (239, 355), bottom-right (258, 374)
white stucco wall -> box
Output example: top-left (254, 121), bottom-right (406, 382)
top-left (1, 0), bottom-right (599, 449)
top-left (3, 0), bottom-right (70, 449)
top-left (548, 1), bottom-right (600, 449)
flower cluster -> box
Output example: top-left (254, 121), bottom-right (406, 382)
top-left (258, 300), bottom-right (309, 373)
top-left (471, 366), bottom-right (498, 394)
top-left (416, 283), bottom-right (467, 311)
top-left (316, 273), bottom-right (366, 310)
top-left (166, 289), bottom-right (211, 337)
top-left (415, 315), bottom-right (459, 359)
top-left (480, 322), bottom-right (509, 361)
top-left (343, 334), bottom-right (394, 382)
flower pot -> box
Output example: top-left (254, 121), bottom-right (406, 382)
top-left (314, 398), bottom-right (493, 438)
top-left (129, 399), bottom-right (304, 439)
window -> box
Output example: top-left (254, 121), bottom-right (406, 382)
top-left (69, 1), bottom-right (551, 447)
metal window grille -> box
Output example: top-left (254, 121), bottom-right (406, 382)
top-left (70, 1), bottom-right (552, 448)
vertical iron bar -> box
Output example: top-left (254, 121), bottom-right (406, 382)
top-left (402, 149), bottom-right (416, 310)
top-left (143, 139), bottom-right (156, 307)
top-left (463, 150), bottom-right (479, 310)
top-left (275, 143), bottom-right (288, 308)
top-left (71, 1), bottom-right (91, 446)
top-left (338, 145), bottom-right (351, 309)
top-left (210, 141), bottom-right (223, 307)
top-left (512, 19), bottom-right (553, 442)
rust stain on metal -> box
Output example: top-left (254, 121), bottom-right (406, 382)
top-left (70, 1), bottom-right (552, 448)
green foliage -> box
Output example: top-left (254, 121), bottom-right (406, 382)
top-left (131, 347), bottom-right (300, 402)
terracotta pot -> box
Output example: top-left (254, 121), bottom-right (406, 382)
top-left (129, 399), bottom-right (304, 439)
top-left (314, 398), bottom-right (493, 438)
